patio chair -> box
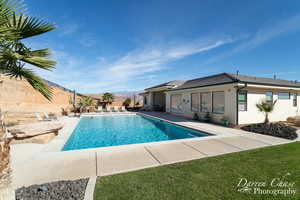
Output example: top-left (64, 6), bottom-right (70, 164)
top-left (35, 113), bottom-right (51, 121)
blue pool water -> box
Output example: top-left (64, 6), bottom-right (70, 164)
top-left (62, 115), bottom-right (209, 151)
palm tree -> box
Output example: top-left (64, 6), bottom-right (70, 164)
top-left (123, 98), bottom-right (131, 108)
top-left (102, 92), bottom-right (114, 105)
top-left (256, 99), bottom-right (277, 124)
top-left (0, 0), bottom-right (56, 196)
top-left (0, 0), bottom-right (57, 100)
top-left (78, 96), bottom-right (94, 112)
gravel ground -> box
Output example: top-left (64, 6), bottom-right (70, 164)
top-left (15, 178), bottom-right (88, 200)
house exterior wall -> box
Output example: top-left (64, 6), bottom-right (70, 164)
top-left (143, 95), bottom-right (149, 106)
top-left (238, 88), bottom-right (300, 124)
top-left (143, 89), bottom-right (167, 110)
top-left (152, 91), bottom-right (165, 107)
top-left (165, 84), bottom-right (237, 125)
top-left (148, 92), bottom-right (153, 107)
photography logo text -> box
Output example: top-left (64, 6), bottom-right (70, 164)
top-left (236, 173), bottom-right (297, 197)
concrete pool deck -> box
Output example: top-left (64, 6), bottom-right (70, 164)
top-left (10, 112), bottom-right (298, 189)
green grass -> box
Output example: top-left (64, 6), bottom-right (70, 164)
top-left (94, 142), bottom-right (300, 200)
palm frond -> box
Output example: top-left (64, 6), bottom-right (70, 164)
top-left (6, 14), bottom-right (56, 39)
top-left (0, 0), bottom-right (25, 40)
top-left (0, 65), bottom-right (53, 100)
top-left (0, 0), bottom-right (24, 17)
top-left (0, 26), bottom-right (19, 39)
top-left (0, 0), bottom-right (24, 31)
top-left (0, 46), bottom-right (56, 70)
top-left (20, 56), bottom-right (56, 70)
top-left (29, 48), bottom-right (52, 57)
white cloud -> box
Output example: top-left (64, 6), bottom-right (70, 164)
top-left (105, 37), bottom-right (234, 81)
top-left (59, 23), bottom-right (79, 36)
top-left (79, 37), bottom-right (97, 47)
top-left (30, 36), bottom-right (236, 93)
top-left (26, 14), bottom-right (300, 93)
top-left (203, 14), bottom-right (300, 65)
top-left (234, 14), bottom-right (300, 52)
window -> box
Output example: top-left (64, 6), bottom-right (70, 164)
top-left (278, 92), bottom-right (290, 99)
top-left (171, 94), bottom-right (182, 113)
top-left (200, 92), bottom-right (211, 112)
top-left (266, 91), bottom-right (273, 105)
top-left (191, 93), bottom-right (200, 112)
top-left (212, 91), bottom-right (225, 114)
top-left (293, 93), bottom-right (297, 107)
top-left (238, 90), bottom-right (247, 111)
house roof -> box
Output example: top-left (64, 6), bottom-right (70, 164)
top-left (227, 73), bottom-right (300, 88)
top-left (145, 80), bottom-right (185, 90)
top-left (170, 73), bottom-right (236, 90)
top-left (170, 73), bottom-right (300, 91)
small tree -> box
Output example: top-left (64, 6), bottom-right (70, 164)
top-left (256, 99), bottom-right (277, 124)
top-left (102, 93), bottom-right (114, 105)
top-left (123, 98), bottom-right (132, 108)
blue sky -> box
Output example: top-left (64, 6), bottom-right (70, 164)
top-left (25, 0), bottom-right (300, 93)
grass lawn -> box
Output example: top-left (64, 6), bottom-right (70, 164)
top-left (94, 142), bottom-right (300, 200)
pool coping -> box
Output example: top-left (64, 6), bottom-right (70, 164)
top-left (138, 112), bottom-right (216, 136)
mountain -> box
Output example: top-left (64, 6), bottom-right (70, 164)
top-left (84, 91), bottom-right (144, 101)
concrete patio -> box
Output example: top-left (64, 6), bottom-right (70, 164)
top-left (10, 112), bottom-right (297, 189)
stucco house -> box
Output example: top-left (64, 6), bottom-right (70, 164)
top-left (140, 80), bottom-right (186, 111)
top-left (141, 73), bottom-right (300, 125)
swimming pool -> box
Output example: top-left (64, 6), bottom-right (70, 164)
top-left (62, 114), bottom-right (209, 151)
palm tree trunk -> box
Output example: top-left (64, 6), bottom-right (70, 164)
top-left (264, 113), bottom-right (269, 124)
top-left (0, 138), bottom-right (14, 200)
top-left (0, 113), bottom-right (14, 200)
top-left (0, 186), bottom-right (15, 200)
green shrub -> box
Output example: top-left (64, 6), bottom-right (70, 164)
top-left (193, 113), bottom-right (199, 120)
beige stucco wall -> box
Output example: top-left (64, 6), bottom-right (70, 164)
top-left (238, 88), bottom-right (300, 124)
top-left (0, 75), bottom-right (79, 123)
top-left (165, 84), bottom-right (237, 124)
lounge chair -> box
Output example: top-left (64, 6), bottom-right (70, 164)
top-left (35, 113), bottom-right (51, 121)
top-left (0, 111), bottom-right (5, 129)
top-left (44, 112), bottom-right (57, 120)
top-left (113, 106), bottom-right (119, 112)
top-left (97, 107), bottom-right (103, 112)
top-left (121, 106), bottom-right (127, 112)
top-left (106, 106), bottom-right (111, 112)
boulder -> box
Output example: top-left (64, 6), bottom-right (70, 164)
top-left (287, 117), bottom-right (295, 123)
top-left (8, 122), bottom-right (63, 138)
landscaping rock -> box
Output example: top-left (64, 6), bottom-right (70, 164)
top-left (15, 179), bottom-right (88, 200)
top-left (241, 123), bottom-right (298, 140)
